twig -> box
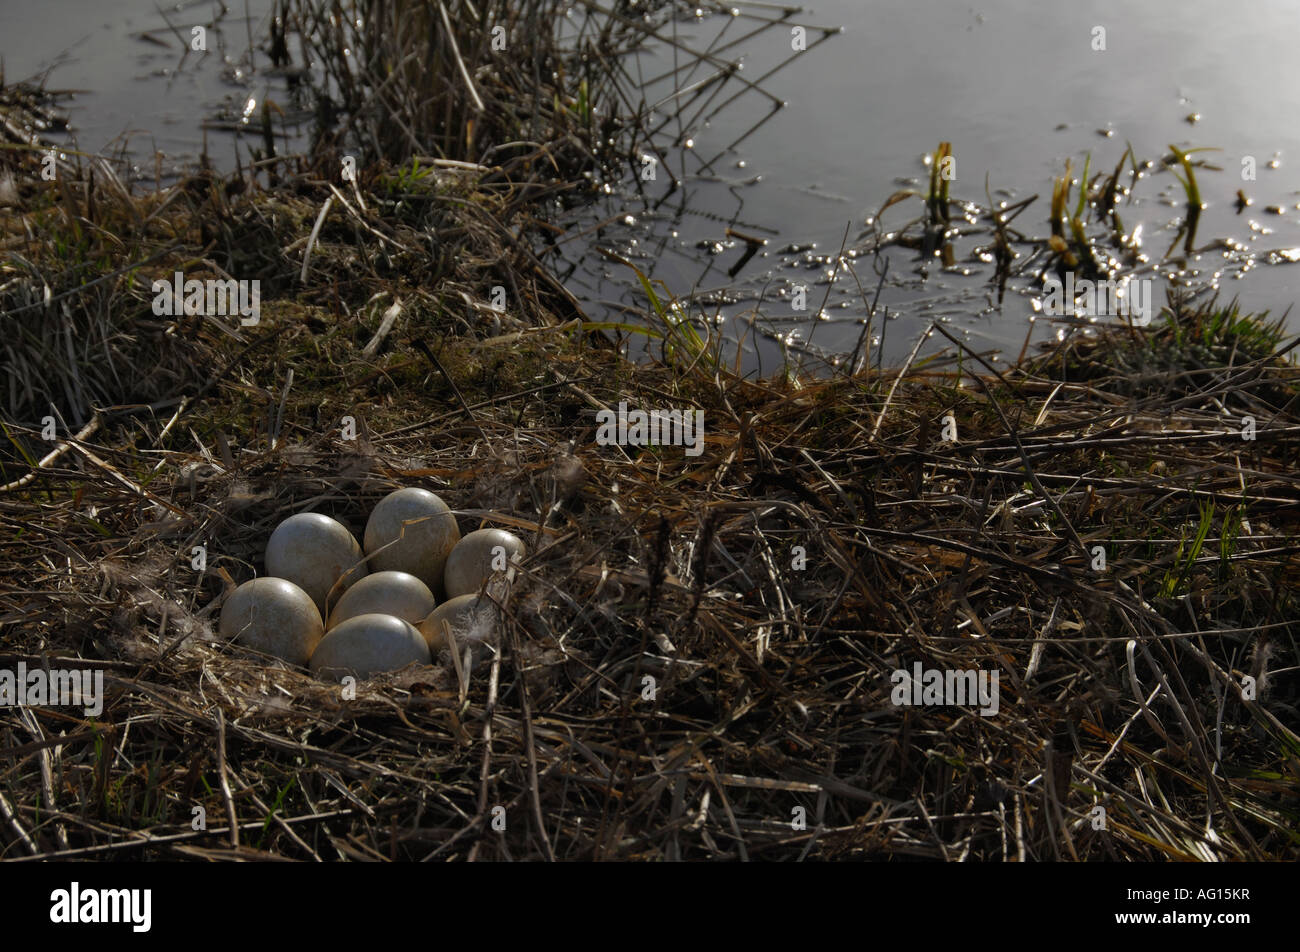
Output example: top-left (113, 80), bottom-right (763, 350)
top-left (299, 194), bottom-right (334, 284)
top-left (362, 299), bottom-right (405, 358)
top-left (0, 789), bottom-right (38, 855)
top-left (214, 708), bottom-right (239, 848)
top-left (437, 1), bottom-right (485, 114)
top-left (0, 413), bottom-right (100, 492)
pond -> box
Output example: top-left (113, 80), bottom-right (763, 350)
top-left (5, 0), bottom-right (1299, 371)
top-left (548, 0), bottom-right (1300, 370)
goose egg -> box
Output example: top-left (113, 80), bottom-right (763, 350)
top-left (418, 593), bottom-right (501, 667)
top-left (326, 570), bottom-right (437, 630)
top-left (364, 488), bottom-right (460, 595)
top-left (443, 528), bottom-right (526, 598)
top-left (219, 577), bottom-right (324, 666)
top-left (309, 613), bottom-right (431, 681)
top-left (265, 512), bottom-right (368, 617)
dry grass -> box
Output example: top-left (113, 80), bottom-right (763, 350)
top-left (1, 194), bottom-right (1297, 858)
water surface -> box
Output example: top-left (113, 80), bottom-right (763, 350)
top-left (5, 0), bottom-right (1300, 370)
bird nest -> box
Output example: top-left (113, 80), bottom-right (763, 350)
top-left (3, 286), bottom-right (1299, 859)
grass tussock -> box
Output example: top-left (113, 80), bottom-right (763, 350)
top-left (282, 0), bottom-right (663, 179)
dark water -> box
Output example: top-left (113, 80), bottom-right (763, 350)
top-left (0, 0), bottom-right (305, 177)
top-left (6, 0), bottom-right (1300, 370)
top-left (550, 0), bottom-right (1300, 370)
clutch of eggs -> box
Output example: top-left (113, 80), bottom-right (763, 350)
top-left (216, 489), bottom-right (532, 682)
